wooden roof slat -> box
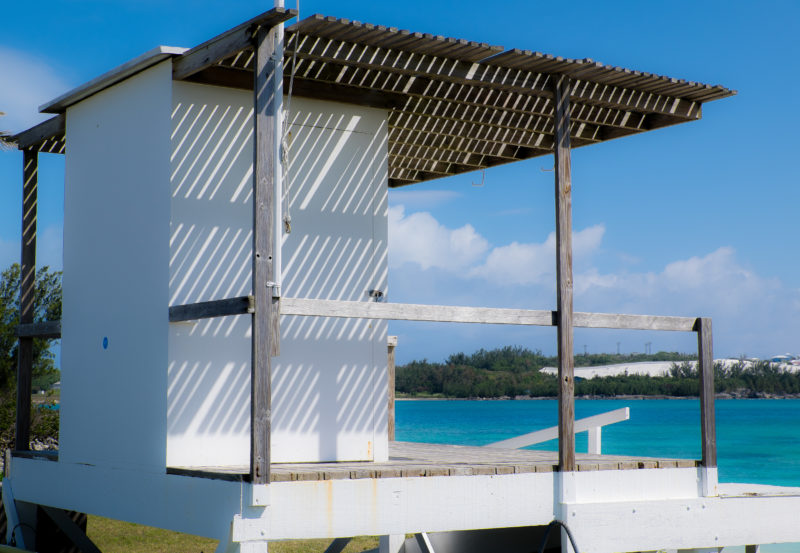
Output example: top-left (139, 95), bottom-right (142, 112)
top-left (395, 95), bottom-right (605, 142)
top-left (25, 11), bottom-right (735, 187)
top-left (290, 56), bottom-right (655, 135)
top-left (390, 128), bottom-right (531, 161)
top-left (389, 143), bottom-right (486, 169)
top-left (287, 20), bottom-right (502, 63)
top-left (288, 33), bottom-right (711, 120)
top-left (388, 166), bottom-right (423, 185)
top-left (390, 110), bottom-right (556, 152)
top-left (481, 48), bottom-right (733, 102)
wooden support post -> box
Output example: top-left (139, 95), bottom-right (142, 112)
top-left (15, 149), bottom-right (37, 452)
top-left (697, 317), bottom-right (716, 468)
top-left (251, 24), bottom-right (280, 485)
top-left (553, 75), bottom-right (575, 473)
top-left (387, 335), bottom-right (397, 441)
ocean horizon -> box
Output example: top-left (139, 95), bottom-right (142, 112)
top-left (397, 398), bottom-right (800, 552)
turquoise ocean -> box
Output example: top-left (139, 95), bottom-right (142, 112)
top-left (396, 399), bottom-right (800, 551)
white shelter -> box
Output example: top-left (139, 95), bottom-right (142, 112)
top-left (7, 8), bottom-right (800, 553)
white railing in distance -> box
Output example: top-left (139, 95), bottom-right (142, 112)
top-left (484, 407), bottom-right (630, 454)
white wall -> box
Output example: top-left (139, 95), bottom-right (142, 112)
top-left (60, 61), bottom-right (172, 472)
top-left (168, 84), bottom-right (389, 466)
top-left (168, 81), bottom-right (254, 467)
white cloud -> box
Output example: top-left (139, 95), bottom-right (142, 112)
top-left (0, 47), bottom-right (71, 134)
top-left (388, 205), bottom-right (489, 271)
top-left (469, 225), bottom-right (605, 285)
top-left (387, 206), bottom-right (800, 358)
top-left (575, 247), bottom-right (779, 316)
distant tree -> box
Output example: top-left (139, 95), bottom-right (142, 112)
top-left (0, 263), bottom-right (62, 392)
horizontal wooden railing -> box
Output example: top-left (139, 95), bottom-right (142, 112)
top-left (16, 320), bottom-right (62, 338)
top-left (20, 295), bottom-right (715, 477)
top-left (14, 299), bottom-right (701, 335)
top-left (164, 295), bottom-right (699, 332)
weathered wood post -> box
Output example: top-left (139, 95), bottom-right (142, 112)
top-left (697, 317), bottom-right (717, 496)
top-left (15, 149), bottom-right (38, 452)
top-left (387, 335), bottom-right (398, 441)
top-left (553, 75), bottom-right (575, 474)
top-left (251, 24), bottom-right (280, 485)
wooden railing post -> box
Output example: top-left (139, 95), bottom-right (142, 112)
top-left (15, 149), bottom-right (38, 452)
top-left (251, 24), bottom-right (280, 485)
top-left (697, 317), bottom-right (716, 467)
top-left (553, 75), bottom-right (575, 473)
top-left (387, 336), bottom-right (397, 441)
top-left (697, 316), bottom-right (717, 496)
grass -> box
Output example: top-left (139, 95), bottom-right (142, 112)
top-left (87, 516), bottom-right (379, 553)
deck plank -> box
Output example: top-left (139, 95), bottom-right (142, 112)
top-left (166, 441), bottom-right (699, 481)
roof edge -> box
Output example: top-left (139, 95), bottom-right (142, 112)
top-left (40, 46), bottom-right (188, 114)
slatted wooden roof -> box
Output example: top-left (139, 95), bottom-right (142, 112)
top-left (16, 8), bottom-right (735, 187)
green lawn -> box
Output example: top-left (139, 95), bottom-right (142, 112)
top-left (87, 516), bottom-right (379, 553)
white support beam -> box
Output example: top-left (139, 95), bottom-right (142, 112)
top-left (2, 480), bottom-right (25, 549)
top-left (486, 407), bottom-right (629, 451)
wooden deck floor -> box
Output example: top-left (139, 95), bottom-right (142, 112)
top-left (167, 441), bottom-right (699, 482)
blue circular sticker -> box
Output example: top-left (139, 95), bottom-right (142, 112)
top-left (102, 336), bottom-right (109, 350)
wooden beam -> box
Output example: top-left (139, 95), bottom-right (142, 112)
top-left (291, 78), bottom-right (406, 110)
top-left (16, 320), bottom-right (62, 339)
top-left (696, 317), bottom-right (717, 468)
top-left (280, 298), bottom-right (697, 332)
top-left (281, 297), bottom-right (555, 326)
top-left (168, 296), bottom-right (254, 322)
top-left (12, 115), bottom-right (65, 151)
top-left (184, 65), bottom-right (253, 90)
top-left (553, 75), bottom-right (575, 473)
top-left (173, 7), bottom-right (296, 81)
top-left (251, 24), bottom-right (279, 485)
top-left (15, 149), bottom-right (37, 452)
top-left (288, 34), bottom-right (703, 119)
top-left (182, 68), bottom-right (409, 111)
top-left (573, 312), bottom-right (696, 332)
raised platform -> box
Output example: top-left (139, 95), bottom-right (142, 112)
top-left (166, 440), bottom-right (699, 481)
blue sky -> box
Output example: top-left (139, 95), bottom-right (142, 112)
top-left (1, 1), bottom-right (798, 364)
